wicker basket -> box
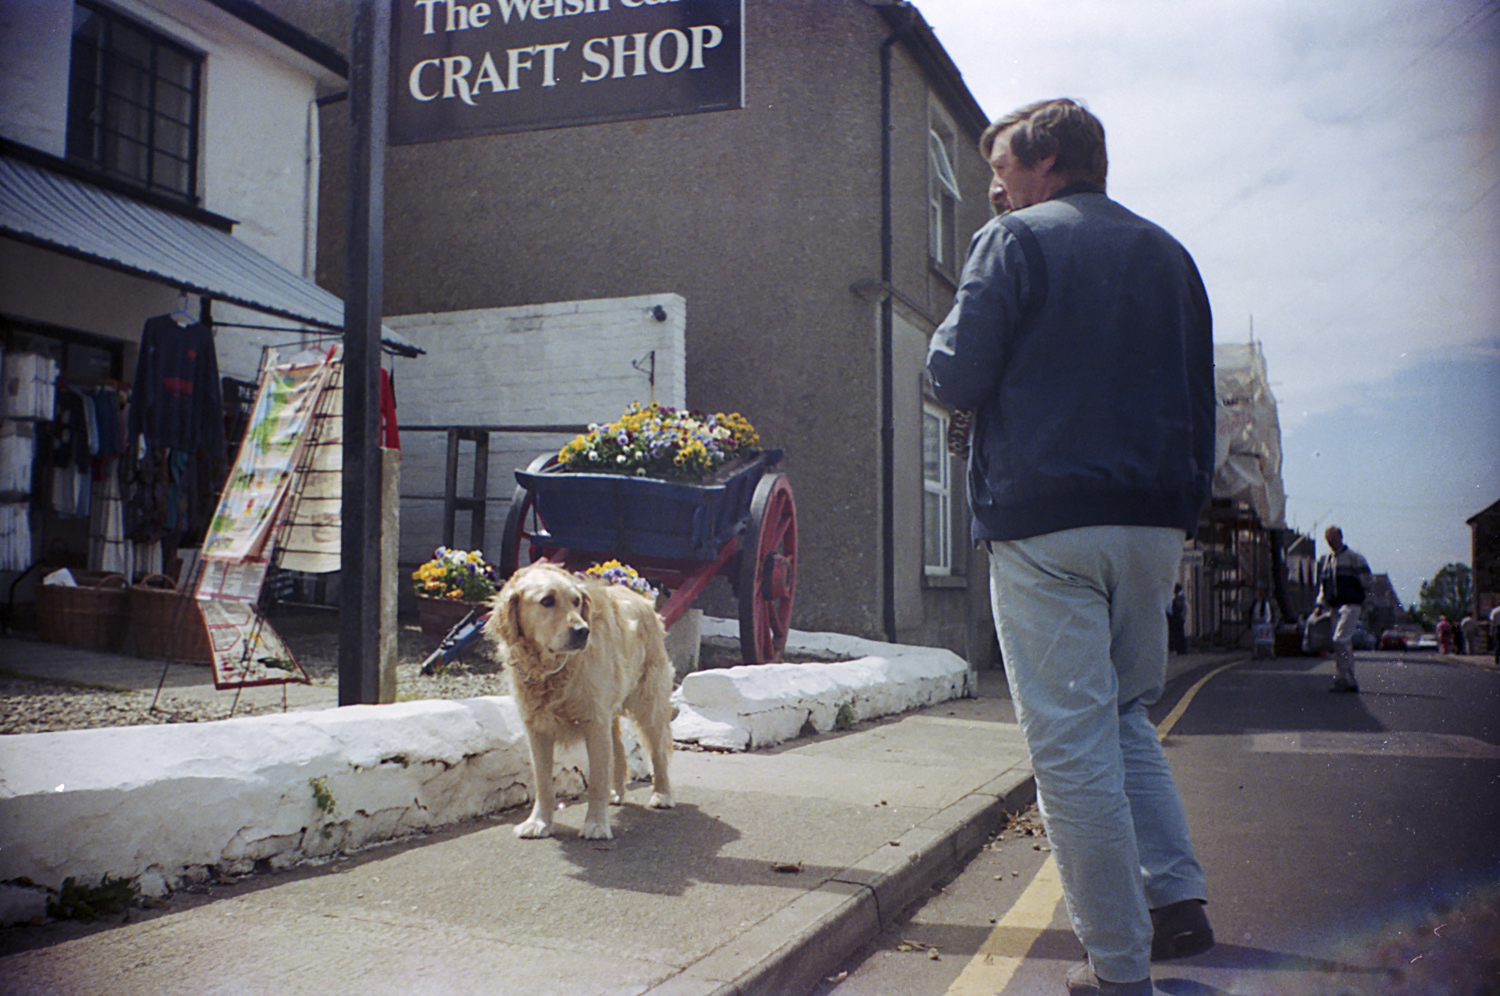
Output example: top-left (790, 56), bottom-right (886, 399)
top-left (129, 574), bottom-right (213, 664)
top-left (35, 572), bottom-right (130, 651)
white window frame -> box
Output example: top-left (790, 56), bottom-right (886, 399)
top-left (928, 126), bottom-right (962, 274)
top-left (922, 402), bottom-right (952, 576)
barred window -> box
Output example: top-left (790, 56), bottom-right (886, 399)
top-left (66, 0), bottom-right (201, 202)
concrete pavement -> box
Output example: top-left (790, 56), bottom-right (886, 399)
top-left (0, 635), bottom-right (339, 714)
top-left (0, 639), bottom-right (1247, 996)
top-left (0, 660), bottom-right (1033, 996)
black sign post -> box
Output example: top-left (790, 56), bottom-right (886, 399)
top-left (390, 0), bottom-right (743, 145)
top-left (340, 0), bottom-right (389, 705)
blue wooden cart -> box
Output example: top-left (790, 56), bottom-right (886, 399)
top-left (420, 450), bottom-right (797, 672)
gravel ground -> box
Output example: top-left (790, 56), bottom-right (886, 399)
top-left (0, 614), bottom-right (770, 736)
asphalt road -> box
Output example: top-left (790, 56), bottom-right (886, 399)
top-left (814, 650), bottom-right (1500, 996)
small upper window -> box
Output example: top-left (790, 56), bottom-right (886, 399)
top-left (929, 128), bottom-right (962, 274)
top-left (66, 0), bottom-right (201, 202)
top-left (922, 403), bottom-right (952, 575)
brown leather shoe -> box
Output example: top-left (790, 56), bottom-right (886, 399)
top-left (1064, 961), bottom-right (1152, 995)
top-left (1150, 898), bottom-right (1214, 960)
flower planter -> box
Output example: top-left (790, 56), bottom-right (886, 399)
top-left (416, 595), bottom-right (486, 639)
top-left (516, 449), bottom-right (782, 562)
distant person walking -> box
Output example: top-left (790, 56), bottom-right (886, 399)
top-left (1316, 526), bottom-right (1371, 693)
top-left (1490, 603), bottom-right (1500, 665)
top-left (928, 98), bottom-right (1215, 996)
top-left (1169, 585), bottom-right (1187, 654)
top-left (1437, 616), bottom-right (1454, 654)
top-left (1459, 614), bottom-right (1477, 655)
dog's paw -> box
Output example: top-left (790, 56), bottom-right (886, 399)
top-left (647, 791), bottom-right (674, 809)
top-left (609, 789), bottom-right (625, 805)
top-left (580, 819), bottom-right (613, 840)
top-left (515, 817), bottom-right (553, 839)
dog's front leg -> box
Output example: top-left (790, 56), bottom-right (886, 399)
top-left (516, 729), bottom-right (556, 839)
top-left (579, 721), bottom-right (614, 840)
top-left (609, 715), bottom-right (628, 805)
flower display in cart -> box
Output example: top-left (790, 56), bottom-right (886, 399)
top-left (556, 402), bottom-right (760, 482)
top-left (412, 547), bottom-right (499, 601)
top-left (583, 560), bottom-right (659, 600)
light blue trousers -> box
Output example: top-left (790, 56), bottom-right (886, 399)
top-left (988, 525), bottom-right (1207, 983)
top-left (1331, 604), bottom-right (1360, 686)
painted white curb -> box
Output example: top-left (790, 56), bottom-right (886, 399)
top-left (671, 620), bottom-right (975, 750)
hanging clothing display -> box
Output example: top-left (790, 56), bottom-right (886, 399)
top-left (89, 468), bottom-right (128, 575)
top-left (49, 386), bottom-right (97, 517)
top-left (0, 419), bottom-right (34, 492)
top-left (1, 350), bottom-right (55, 570)
top-left (122, 316), bottom-right (227, 549)
top-left (380, 367), bottom-right (400, 450)
top-left (0, 502), bottom-right (30, 571)
top-left (0, 351), bottom-right (56, 420)
top-left (127, 316), bottom-right (225, 454)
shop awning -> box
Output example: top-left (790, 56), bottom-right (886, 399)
top-left (0, 152), bottom-right (422, 357)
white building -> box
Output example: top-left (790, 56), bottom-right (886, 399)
top-left (0, 0), bottom-right (414, 592)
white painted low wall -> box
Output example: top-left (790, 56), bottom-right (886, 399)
top-left (0, 696), bottom-right (646, 916)
top-left (0, 625), bottom-right (971, 924)
top-left (672, 620), bottom-right (975, 751)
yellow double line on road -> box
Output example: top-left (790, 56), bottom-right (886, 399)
top-left (944, 660), bottom-right (1242, 995)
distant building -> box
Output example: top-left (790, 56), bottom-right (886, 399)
top-left (1179, 341), bottom-right (1288, 648)
top-left (1282, 530), bottom-right (1317, 621)
top-left (0, 0), bottom-right (415, 598)
top-left (1363, 574), bottom-right (1402, 636)
top-left (1469, 497), bottom-right (1500, 618)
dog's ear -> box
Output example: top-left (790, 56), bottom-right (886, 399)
top-left (578, 585), bottom-right (593, 623)
top-left (487, 582), bottom-right (524, 647)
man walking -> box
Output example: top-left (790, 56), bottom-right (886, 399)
top-left (927, 99), bottom-right (1215, 996)
top-left (1316, 526), bottom-right (1372, 692)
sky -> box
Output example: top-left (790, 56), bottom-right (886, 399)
top-left (915, 0), bottom-right (1500, 608)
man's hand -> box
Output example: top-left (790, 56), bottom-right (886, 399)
top-left (947, 409), bottom-right (974, 458)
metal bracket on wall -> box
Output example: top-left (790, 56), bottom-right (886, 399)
top-left (632, 349), bottom-right (657, 401)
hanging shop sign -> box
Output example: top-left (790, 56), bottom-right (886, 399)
top-left (390, 0), bottom-right (744, 144)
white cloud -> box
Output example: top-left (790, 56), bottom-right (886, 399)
top-left (917, 0), bottom-right (1499, 423)
top-left (915, 0), bottom-right (1500, 592)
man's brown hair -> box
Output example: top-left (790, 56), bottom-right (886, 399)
top-left (980, 98), bottom-right (1108, 188)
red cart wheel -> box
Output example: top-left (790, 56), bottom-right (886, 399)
top-left (499, 455), bottom-right (552, 579)
top-left (738, 473), bottom-right (797, 664)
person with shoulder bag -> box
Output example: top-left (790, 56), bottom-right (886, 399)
top-left (1315, 526), bottom-right (1372, 692)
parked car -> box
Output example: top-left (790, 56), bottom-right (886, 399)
top-left (1351, 623), bottom-right (1376, 651)
top-left (1380, 624), bottom-right (1423, 650)
top-left (1414, 631), bottom-right (1439, 651)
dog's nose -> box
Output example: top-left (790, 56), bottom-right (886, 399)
top-left (568, 624), bottom-right (589, 649)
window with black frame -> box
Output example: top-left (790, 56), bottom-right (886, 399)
top-left (66, 0), bottom-right (201, 202)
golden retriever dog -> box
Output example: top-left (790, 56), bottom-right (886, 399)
top-left (485, 562), bottom-right (674, 840)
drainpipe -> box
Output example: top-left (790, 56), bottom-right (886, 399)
top-left (303, 97), bottom-right (321, 284)
top-left (878, 5), bottom-right (915, 644)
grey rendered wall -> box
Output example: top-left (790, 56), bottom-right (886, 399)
top-left (315, 1), bottom-right (995, 651)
